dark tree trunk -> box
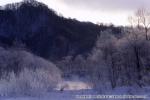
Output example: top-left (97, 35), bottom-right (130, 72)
top-left (145, 27), bottom-right (148, 40)
top-left (134, 46), bottom-right (142, 87)
top-left (109, 53), bottom-right (116, 89)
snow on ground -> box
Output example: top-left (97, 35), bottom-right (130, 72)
top-left (103, 86), bottom-right (150, 100)
top-left (0, 80), bottom-right (150, 100)
top-left (0, 80), bottom-right (95, 100)
top-left (0, 89), bottom-right (95, 100)
top-left (55, 81), bottom-right (92, 90)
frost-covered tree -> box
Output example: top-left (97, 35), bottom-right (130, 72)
top-left (129, 8), bottom-right (150, 40)
top-left (89, 30), bottom-right (119, 89)
top-left (118, 31), bottom-right (150, 87)
top-left (0, 46), bottom-right (62, 96)
top-left (89, 29), bottom-right (150, 89)
top-left (136, 8), bottom-right (150, 40)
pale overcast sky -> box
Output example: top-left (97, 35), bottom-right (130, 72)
top-left (0, 0), bottom-right (150, 26)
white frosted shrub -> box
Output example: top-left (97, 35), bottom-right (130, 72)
top-left (0, 68), bottom-right (61, 96)
top-left (0, 47), bottom-right (62, 96)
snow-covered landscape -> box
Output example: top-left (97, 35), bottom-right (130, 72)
top-left (0, 0), bottom-right (150, 100)
top-left (0, 80), bottom-right (150, 100)
top-left (0, 80), bottom-right (93, 100)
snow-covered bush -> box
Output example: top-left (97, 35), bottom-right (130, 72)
top-left (0, 47), bottom-right (62, 96)
top-left (0, 68), bottom-right (61, 96)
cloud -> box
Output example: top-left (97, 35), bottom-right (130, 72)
top-left (61, 0), bottom-right (150, 11)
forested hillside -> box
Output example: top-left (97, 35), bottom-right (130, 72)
top-left (0, 0), bottom-right (122, 60)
